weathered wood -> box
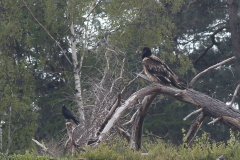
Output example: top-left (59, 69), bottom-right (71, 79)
top-left (183, 108), bottom-right (203, 121)
top-left (190, 56), bottom-right (235, 87)
top-left (70, 23), bottom-right (85, 128)
top-left (97, 84), bottom-right (161, 143)
top-left (184, 89), bottom-right (240, 131)
top-left (130, 94), bottom-right (157, 150)
top-left (32, 139), bottom-right (56, 157)
top-left (185, 113), bottom-right (205, 146)
top-left (96, 94), bottom-right (121, 136)
top-left (96, 83), bottom-right (240, 144)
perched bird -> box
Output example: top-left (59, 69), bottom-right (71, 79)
top-left (62, 104), bottom-right (79, 125)
top-left (140, 47), bottom-right (187, 89)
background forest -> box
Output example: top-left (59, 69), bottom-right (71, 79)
top-left (0, 0), bottom-right (240, 157)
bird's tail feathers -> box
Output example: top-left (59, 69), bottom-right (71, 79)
top-left (73, 118), bottom-right (79, 125)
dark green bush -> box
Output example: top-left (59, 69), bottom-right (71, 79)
top-left (3, 130), bottom-right (240, 160)
top-left (4, 150), bottom-right (50, 160)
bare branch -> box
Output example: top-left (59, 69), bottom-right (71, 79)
top-left (142, 153), bottom-right (148, 155)
top-left (208, 117), bottom-right (221, 125)
top-left (116, 127), bottom-right (130, 143)
top-left (99, 50), bottom-right (110, 88)
top-left (106, 47), bottom-right (120, 58)
top-left (32, 139), bottom-right (56, 157)
top-left (97, 94), bottom-right (121, 136)
top-left (122, 107), bottom-right (135, 119)
top-left (204, 3), bottom-right (227, 14)
top-left (32, 139), bottom-right (47, 152)
top-left (185, 0), bottom-right (199, 12)
top-left (123, 110), bottom-right (139, 126)
top-left (120, 58), bottom-right (125, 77)
top-left (194, 26), bottom-right (229, 64)
top-left (136, 73), bottom-right (151, 83)
top-left (183, 108), bottom-right (202, 121)
top-left (216, 154), bottom-right (225, 160)
top-left (101, 73), bottom-right (123, 105)
top-left (195, 43), bottom-right (214, 64)
top-left (229, 84), bottom-right (240, 107)
top-left (185, 113), bottom-right (205, 146)
top-left (120, 72), bottom-right (143, 95)
top-left (80, 0), bottom-right (102, 26)
top-left (189, 56), bottom-right (236, 87)
top-left (98, 85), bottom-right (160, 142)
top-left (188, 121), bottom-right (203, 146)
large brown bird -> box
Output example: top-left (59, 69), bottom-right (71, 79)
top-left (140, 47), bottom-right (187, 89)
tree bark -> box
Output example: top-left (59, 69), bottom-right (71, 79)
top-left (70, 23), bottom-right (85, 127)
top-left (185, 113), bottom-right (205, 146)
top-left (97, 83), bottom-right (240, 143)
top-left (227, 0), bottom-right (240, 106)
top-left (130, 94), bottom-right (157, 150)
top-left (227, 0), bottom-right (240, 57)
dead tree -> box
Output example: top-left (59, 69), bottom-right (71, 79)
top-left (63, 56), bottom-right (240, 152)
top-left (94, 56), bottom-right (240, 149)
top-left (97, 82), bottom-right (240, 149)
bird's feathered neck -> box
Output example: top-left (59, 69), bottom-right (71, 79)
top-left (141, 47), bottom-right (152, 59)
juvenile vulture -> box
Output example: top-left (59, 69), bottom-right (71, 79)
top-left (140, 47), bottom-right (187, 89)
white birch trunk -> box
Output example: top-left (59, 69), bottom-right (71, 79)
top-left (70, 23), bottom-right (85, 127)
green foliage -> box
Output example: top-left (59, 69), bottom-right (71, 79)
top-left (104, 0), bottom-right (184, 49)
top-left (0, 150), bottom-right (50, 160)
top-left (0, 0), bottom-right (239, 156)
top-left (77, 137), bottom-right (142, 160)
top-left (0, 55), bottom-right (38, 154)
top-left (81, 144), bottom-right (122, 160)
top-left (146, 131), bottom-right (240, 160)
top-left (4, 131), bottom-right (240, 160)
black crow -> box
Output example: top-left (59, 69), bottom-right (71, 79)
top-left (62, 104), bottom-right (79, 125)
top-left (140, 47), bottom-right (187, 89)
